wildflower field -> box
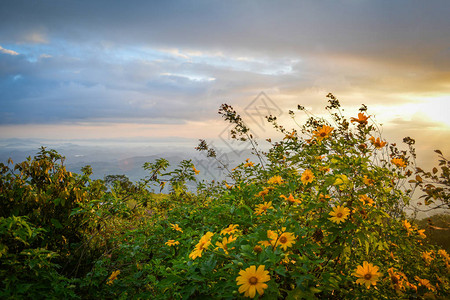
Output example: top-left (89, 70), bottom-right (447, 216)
top-left (1, 94), bottom-right (449, 299)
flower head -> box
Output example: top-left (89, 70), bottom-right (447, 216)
top-left (313, 125), bottom-right (334, 141)
top-left (402, 220), bottom-right (413, 235)
top-left (256, 188), bottom-right (270, 198)
top-left (270, 231), bottom-right (296, 251)
top-left (280, 193), bottom-right (301, 205)
top-left (107, 270), bottom-right (120, 285)
top-left (215, 235), bottom-right (237, 254)
top-left (351, 113), bottom-right (370, 125)
top-left (415, 276), bottom-right (436, 291)
top-left (165, 240), bottom-right (180, 247)
top-left (362, 175), bottom-right (374, 186)
top-left (189, 232), bottom-right (214, 260)
top-left (422, 251), bottom-right (433, 264)
top-left (391, 158), bottom-right (407, 168)
top-left (301, 169), bottom-right (315, 184)
top-left (244, 161), bottom-right (254, 168)
top-left (353, 261), bottom-right (381, 289)
top-left (369, 136), bottom-right (387, 149)
top-left (438, 249), bottom-right (450, 262)
top-left (170, 223), bottom-right (183, 233)
top-left (236, 265), bottom-right (271, 298)
top-left (328, 205), bottom-right (350, 224)
top-left (359, 194), bottom-right (374, 206)
top-left (221, 224), bottom-right (239, 235)
top-left (267, 175), bottom-right (284, 185)
top-left (254, 201), bottom-right (274, 216)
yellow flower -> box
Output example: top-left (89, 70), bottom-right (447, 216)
top-left (220, 224), bottom-right (239, 235)
top-left (225, 182), bottom-right (233, 189)
top-left (192, 166), bottom-right (200, 175)
top-left (284, 130), bottom-right (296, 140)
top-left (170, 223), bottom-right (183, 233)
top-left (280, 193), bottom-right (301, 205)
top-left (267, 175), bottom-right (284, 185)
top-left (215, 235), bottom-right (237, 254)
top-left (350, 112), bottom-right (370, 125)
top-left (402, 220), bottom-right (413, 235)
top-left (106, 270), bottom-right (120, 285)
top-left (369, 136), bottom-right (387, 149)
top-left (438, 249), bottom-right (450, 262)
top-left (313, 125), bottom-right (334, 141)
top-left (254, 201), bottom-right (274, 216)
top-left (301, 169), bottom-right (314, 184)
top-left (318, 194), bottom-right (331, 202)
top-left (363, 175), bottom-right (374, 186)
top-left (388, 267), bottom-right (406, 291)
top-left (189, 232), bottom-right (214, 260)
top-left (328, 205), bottom-right (350, 224)
top-left (415, 276), bottom-right (435, 291)
top-left (165, 240), bottom-right (180, 247)
top-left (353, 261), bottom-right (381, 289)
top-left (417, 229), bottom-right (426, 239)
top-left (244, 161), bottom-right (254, 167)
top-left (358, 194), bottom-right (374, 206)
top-left (236, 265), bottom-right (271, 298)
top-left (391, 158), bottom-right (407, 168)
top-left (422, 251), bottom-right (433, 264)
top-left (256, 188), bottom-right (270, 198)
top-left (270, 231), bottom-right (296, 251)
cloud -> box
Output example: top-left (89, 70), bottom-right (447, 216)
top-left (0, 45), bottom-right (19, 55)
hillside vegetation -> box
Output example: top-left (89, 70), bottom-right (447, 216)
top-left (1, 94), bottom-right (449, 299)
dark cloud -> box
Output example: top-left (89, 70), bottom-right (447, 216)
top-left (0, 0), bottom-right (449, 125)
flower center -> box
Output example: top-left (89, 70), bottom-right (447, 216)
top-left (320, 132), bottom-right (327, 137)
top-left (364, 273), bottom-right (372, 280)
top-left (279, 236), bottom-right (287, 243)
top-left (336, 212), bottom-right (343, 218)
top-left (249, 276), bottom-right (258, 285)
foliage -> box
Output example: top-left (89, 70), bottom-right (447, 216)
top-left (0, 94), bottom-right (449, 299)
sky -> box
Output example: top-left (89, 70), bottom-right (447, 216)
top-left (0, 0), bottom-right (449, 167)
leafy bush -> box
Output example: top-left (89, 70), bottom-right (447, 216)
top-left (0, 94), bottom-right (449, 299)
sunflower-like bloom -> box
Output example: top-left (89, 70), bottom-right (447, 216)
top-left (422, 251), bottom-right (433, 264)
top-left (254, 201), bottom-right (274, 216)
top-left (328, 205), bottom-right (350, 224)
top-left (369, 136), bottom-right (387, 149)
top-left (353, 261), bottom-right (381, 289)
top-left (358, 194), bottom-right (374, 206)
top-left (267, 175), bottom-right (284, 185)
top-left (165, 240), bottom-right (180, 247)
top-left (236, 265), bottom-right (271, 298)
top-left (256, 188), bottom-right (270, 198)
top-left (106, 270), bottom-right (121, 285)
top-left (417, 229), bottom-right (426, 239)
top-left (362, 175), bottom-right (374, 186)
top-left (301, 169), bottom-right (315, 184)
top-left (280, 193), bottom-right (301, 205)
top-left (388, 267), bottom-right (406, 291)
top-left (313, 125), bottom-right (334, 141)
top-left (244, 161), bottom-right (254, 168)
top-left (221, 224), bottom-right (239, 235)
top-left (415, 276), bottom-right (436, 291)
top-left (318, 193), bottom-right (331, 202)
top-left (189, 232), bottom-right (214, 260)
top-left (438, 249), bottom-right (450, 262)
top-left (170, 223), bottom-right (183, 233)
top-left (351, 113), bottom-right (370, 125)
top-left (270, 231), bottom-right (296, 251)
top-left (215, 235), bottom-right (237, 254)
top-left (391, 158), bottom-right (407, 168)
top-left (402, 220), bottom-right (413, 235)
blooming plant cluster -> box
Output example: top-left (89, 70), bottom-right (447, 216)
top-left (0, 94), bottom-right (448, 299)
